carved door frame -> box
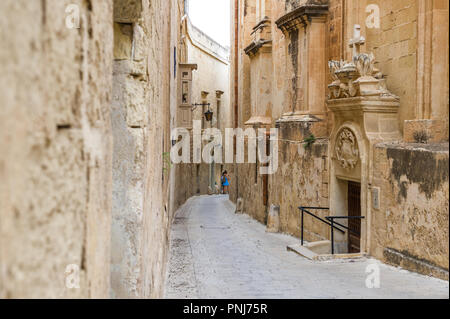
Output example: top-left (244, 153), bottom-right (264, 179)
top-left (329, 122), bottom-right (369, 254)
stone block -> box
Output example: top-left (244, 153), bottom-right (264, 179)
top-left (365, 113), bottom-right (379, 133)
top-left (379, 118), bottom-right (399, 133)
top-left (235, 197), bottom-right (244, 214)
top-left (266, 204), bottom-right (280, 233)
top-left (133, 24), bottom-right (146, 62)
top-left (114, 0), bottom-right (142, 23)
top-left (125, 77), bottom-right (147, 128)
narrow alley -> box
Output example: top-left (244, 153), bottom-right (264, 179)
top-left (165, 196), bottom-right (449, 299)
top-left (1, 0), bottom-right (448, 301)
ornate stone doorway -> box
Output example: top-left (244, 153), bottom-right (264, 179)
top-left (327, 25), bottom-right (401, 255)
top-left (329, 124), bottom-right (365, 254)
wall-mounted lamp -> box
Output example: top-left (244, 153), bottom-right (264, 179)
top-left (204, 109), bottom-right (213, 122)
top-left (192, 102), bottom-right (213, 122)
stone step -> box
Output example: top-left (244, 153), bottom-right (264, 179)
top-left (287, 241), bottom-right (366, 261)
top-left (287, 244), bottom-right (318, 260)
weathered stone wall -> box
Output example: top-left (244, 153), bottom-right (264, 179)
top-left (0, 0), bottom-right (113, 298)
top-left (0, 0), bottom-right (183, 299)
top-left (236, 161), bottom-right (267, 223)
top-left (363, 0), bottom-right (419, 130)
top-left (111, 0), bottom-right (177, 298)
top-left (371, 142), bottom-right (449, 279)
top-left (237, 0), bottom-right (257, 125)
top-left (234, 128), bottom-right (330, 239)
top-left (270, 139), bottom-right (329, 240)
top-left (270, 1), bottom-right (288, 120)
top-left (232, 0), bottom-right (330, 233)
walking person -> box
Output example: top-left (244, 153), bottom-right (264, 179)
top-left (221, 171), bottom-right (230, 194)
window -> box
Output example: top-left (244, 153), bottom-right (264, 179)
top-left (182, 81), bottom-right (189, 104)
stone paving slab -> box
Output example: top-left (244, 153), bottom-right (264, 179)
top-left (164, 195), bottom-right (449, 299)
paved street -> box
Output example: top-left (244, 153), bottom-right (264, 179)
top-left (164, 195), bottom-right (449, 299)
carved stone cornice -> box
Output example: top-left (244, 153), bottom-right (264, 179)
top-left (244, 116), bottom-right (272, 127)
top-left (252, 16), bottom-right (271, 34)
top-left (244, 40), bottom-right (272, 57)
top-left (245, 16), bottom-right (272, 57)
top-left (179, 63), bottom-right (198, 70)
top-left (275, 3), bottom-right (328, 34)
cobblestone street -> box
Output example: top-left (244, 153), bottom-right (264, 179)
top-left (164, 195), bottom-right (449, 299)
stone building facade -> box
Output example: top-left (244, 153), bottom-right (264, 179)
top-left (173, 16), bottom-right (231, 207)
top-left (0, 0), bottom-right (197, 298)
top-left (230, 0), bottom-right (449, 279)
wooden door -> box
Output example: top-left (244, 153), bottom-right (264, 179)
top-left (347, 181), bottom-right (361, 253)
top-left (262, 132), bottom-right (270, 206)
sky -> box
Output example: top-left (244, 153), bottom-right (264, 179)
top-left (188, 0), bottom-right (231, 47)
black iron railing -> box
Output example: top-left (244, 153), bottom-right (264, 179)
top-left (326, 216), bottom-right (365, 254)
top-left (298, 207), bottom-right (345, 246)
top-left (298, 206), bottom-right (365, 255)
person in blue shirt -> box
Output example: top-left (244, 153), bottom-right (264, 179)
top-left (221, 171), bottom-right (230, 194)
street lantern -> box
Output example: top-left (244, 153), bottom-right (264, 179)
top-left (204, 109), bottom-right (213, 122)
top-left (192, 102), bottom-right (213, 122)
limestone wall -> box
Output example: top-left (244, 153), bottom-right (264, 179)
top-left (231, 0), bottom-right (331, 236)
top-left (234, 129), bottom-right (330, 239)
top-left (0, 0), bottom-right (182, 299)
top-left (270, 0), bottom-right (288, 120)
top-left (371, 142), bottom-right (449, 279)
top-left (0, 0), bottom-right (113, 298)
top-left (111, 0), bottom-right (177, 298)
top-left (269, 140), bottom-right (330, 239)
top-left (363, 0), bottom-right (419, 130)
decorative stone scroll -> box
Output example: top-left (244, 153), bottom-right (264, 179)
top-left (335, 128), bottom-right (359, 169)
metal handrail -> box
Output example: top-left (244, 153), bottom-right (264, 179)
top-left (298, 207), bottom-right (345, 246)
top-left (299, 207), bottom-right (330, 210)
top-left (298, 206), bottom-right (365, 255)
top-left (326, 216), bottom-right (365, 254)
top-left (325, 216), bottom-right (364, 235)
